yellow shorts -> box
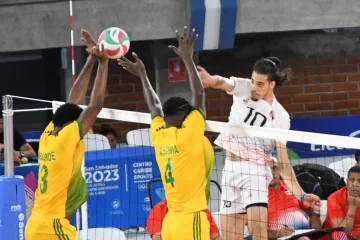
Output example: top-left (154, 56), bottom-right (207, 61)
top-left (161, 211), bottom-right (210, 240)
top-left (25, 216), bottom-right (76, 240)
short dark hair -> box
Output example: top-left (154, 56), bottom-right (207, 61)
top-left (52, 103), bottom-right (83, 127)
top-left (253, 57), bottom-right (293, 88)
top-left (99, 124), bottom-right (117, 137)
top-left (162, 97), bottom-right (194, 116)
top-left (355, 150), bottom-right (360, 163)
top-left (348, 165), bottom-right (360, 177)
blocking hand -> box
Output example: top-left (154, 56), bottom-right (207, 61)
top-left (168, 26), bottom-right (198, 60)
top-left (117, 52), bottom-right (146, 77)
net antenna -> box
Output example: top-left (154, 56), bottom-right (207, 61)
top-left (68, 0), bottom-right (85, 238)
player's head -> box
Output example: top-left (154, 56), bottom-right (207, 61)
top-left (347, 165), bottom-right (360, 197)
top-left (162, 97), bottom-right (194, 128)
top-left (99, 124), bottom-right (117, 148)
top-left (355, 150), bottom-right (360, 165)
top-left (269, 157), bottom-right (280, 187)
top-left (251, 57), bottom-right (292, 101)
top-left (0, 106), bottom-right (3, 133)
top-left (52, 103), bottom-right (83, 128)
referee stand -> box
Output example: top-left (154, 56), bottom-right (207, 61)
top-left (0, 95), bottom-right (27, 240)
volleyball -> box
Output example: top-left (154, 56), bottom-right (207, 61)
top-left (98, 27), bottom-right (130, 59)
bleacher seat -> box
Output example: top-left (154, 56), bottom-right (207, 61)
top-left (126, 128), bottom-right (152, 146)
top-left (83, 133), bottom-right (111, 151)
top-left (78, 228), bottom-right (127, 240)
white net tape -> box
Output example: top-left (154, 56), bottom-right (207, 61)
top-left (52, 100), bottom-right (360, 149)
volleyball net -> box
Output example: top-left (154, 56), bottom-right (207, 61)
top-left (1, 95), bottom-right (360, 240)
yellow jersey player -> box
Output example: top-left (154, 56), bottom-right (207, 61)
top-left (118, 26), bottom-right (212, 240)
top-left (25, 30), bottom-right (109, 240)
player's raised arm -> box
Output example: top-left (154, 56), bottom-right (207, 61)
top-left (78, 44), bottom-right (109, 137)
top-left (197, 66), bottom-right (235, 92)
top-left (168, 26), bottom-right (206, 116)
top-left (117, 53), bottom-right (163, 119)
top-left (68, 29), bottom-right (97, 105)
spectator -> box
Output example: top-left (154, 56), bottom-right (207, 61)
top-left (146, 200), bottom-right (220, 240)
top-left (322, 165), bottom-right (360, 240)
top-left (99, 124), bottom-right (117, 148)
top-left (267, 159), bottom-right (321, 240)
top-left (0, 107), bottom-right (36, 160)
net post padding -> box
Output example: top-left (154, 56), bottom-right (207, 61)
top-left (52, 100), bottom-right (360, 149)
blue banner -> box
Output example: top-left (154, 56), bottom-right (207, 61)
top-left (189, 0), bottom-right (237, 50)
top-left (22, 131), bottom-right (41, 141)
top-left (288, 115), bottom-right (360, 159)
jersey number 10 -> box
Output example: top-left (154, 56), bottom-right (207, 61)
top-left (165, 159), bottom-right (175, 188)
top-left (244, 107), bottom-right (267, 127)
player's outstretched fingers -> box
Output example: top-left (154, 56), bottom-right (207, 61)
top-left (168, 45), bottom-right (179, 55)
top-left (81, 29), bottom-right (96, 48)
top-left (189, 29), bottom-right (198, 45)
top-left (117, 58), bottom-right (128, 67)
top-left (175, 30), bottom-right (181, 43)
top-left (193, 33), bottom-right (199, 44)
top-left (120, 56), bottom-right (132, 64)
top-left (197, 65), bottom-right (206, 72)
top-left (132, 52), bottom-right (141, 62)
top-left (188, 28), bottom-right (195, 44)
top-left (183, 26), bottom-right (188, 40)
top-left (81, 37), bottom-right (88, 45)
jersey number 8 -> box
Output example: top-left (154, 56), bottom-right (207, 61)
top-left (165, 159), bottom-right (175, 188)
top-left (40, 165), bottom-right (48, 194)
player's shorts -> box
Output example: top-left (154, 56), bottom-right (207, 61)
top-left (161, 210), bottom-right (210, 240)
top-left (220, 160), bottom-right (273, 214)
top-left (25, 215), bottom-right (76, 240)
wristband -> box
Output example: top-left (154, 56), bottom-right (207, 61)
top-left (300, 192), bottom-right (307, 203)
top-left (347, 213), bottom-right (356, 219)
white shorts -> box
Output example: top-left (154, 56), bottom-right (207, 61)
top-left (220, 160), bottom-right (273, 214)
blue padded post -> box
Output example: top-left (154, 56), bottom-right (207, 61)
top-left (0, 175), bottom-right (27, 240)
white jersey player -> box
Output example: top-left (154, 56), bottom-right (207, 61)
top-left (198, 57), bottom-right (321, 240)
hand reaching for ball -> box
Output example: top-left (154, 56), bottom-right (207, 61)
top-left (86, 44), bottom-right (109, 63)
top-left (117, 52), bottom-right (146, 77)
top-left (81, 29), bottom-right (97, 50)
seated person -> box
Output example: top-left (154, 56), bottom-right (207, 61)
top-left (0, 108), bottom-right (36, 161)
top-left (322, 165), bottom-right (360, 240)
top-left (147, 200), bottom-right (220, 240)
top-left (267, 159), bottom-right (321, 240)
top-left (99, 124), bottom-right (117, 148)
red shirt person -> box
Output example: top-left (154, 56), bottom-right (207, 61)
top-left (322, 166), bottom-right (360, 240)
top-left (267, 159), bottom-right (321, 239)
top-left (147, 200), bottom-right (220, 240)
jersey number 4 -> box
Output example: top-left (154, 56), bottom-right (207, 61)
top-left (165, 159), bottom-right (175, 188)
top-left (40, 165), bottom-right (48, 194)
